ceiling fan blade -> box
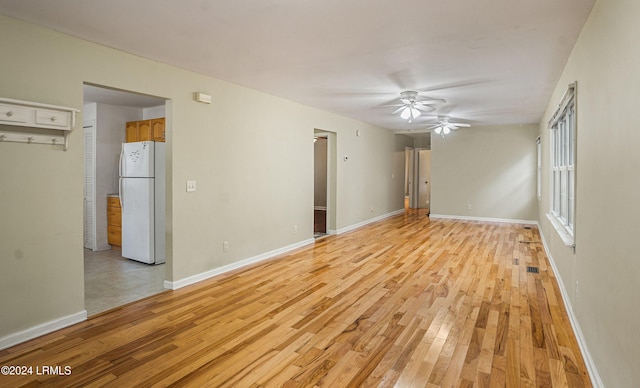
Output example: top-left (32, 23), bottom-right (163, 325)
top-left (416, 80), bottom-right (491, 93)
top-left (448, 124), bottom-right (459, 130)
top-left (392, 106), bottom-right (405, 114)
top-left (416, 98), bottom-right (446, 105)
top-left (377, 103), bottom-right (406, 107)
top-left (413, 105), bottom-right (435, 112)
top-left (449, 122), bottom-right (471, 127)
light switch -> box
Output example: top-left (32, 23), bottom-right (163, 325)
top-left (186, 180), bottom-right (196, 192)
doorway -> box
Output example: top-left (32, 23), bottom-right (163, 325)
top-left (314, 130), bottom-right (336, 237)
top-left (404, 143), bottom-right (431, 214)
top-left (82, 83), bottom-right (168, 316)
top-left (314, 135), bottom-right (328, 237)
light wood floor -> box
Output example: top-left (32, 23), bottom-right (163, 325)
top-left (0, 211), bottom-right (591, 387)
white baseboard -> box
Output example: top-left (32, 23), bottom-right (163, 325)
top-left (429, 214), bottom-right (537, 225)
top-left (166, 209), bottom-right (406, 290)
top-left (165, 238), bottom-right (315, 290)
top-left (95, 244), bottom-right (112, 251)
top-left (538, 225), bottom-right (604, 387)
top-left (336, 209), bottom-right (405, 234)
top-left (0, 310), bottom-right (87, 351)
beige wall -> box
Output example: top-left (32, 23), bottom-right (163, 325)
top-left (538, 0), bottom-right (640, 385)
top-left (431, 125), bottom-right (539, 221)
top-left (0, 15), bottom-right (405, 341)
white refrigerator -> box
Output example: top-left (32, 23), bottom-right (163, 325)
top-left (119, 141), bottom-right (165, 264)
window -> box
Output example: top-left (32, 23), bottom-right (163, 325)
top-left (537, 136), bottom-right (541, 199)
top-left (548, 82), bottom-right (576, 244)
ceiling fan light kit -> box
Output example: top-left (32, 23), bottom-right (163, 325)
top-left (400, 107), bottom-right (422, 120)
top-left (385, 90), bottom-right (445, 123)
top-left (434, 126), bottom-right (450, 135)
top-left (382, 91), bottom-right (469, 136)
top-left (429, 115), bottom-right (471, 137)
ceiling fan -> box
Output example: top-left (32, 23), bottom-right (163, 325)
top-left (380, 91), bottom-right (446, 123)
top-left (425, 116), bottom-right (471, 136)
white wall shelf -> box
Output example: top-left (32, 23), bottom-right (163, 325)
top-left (0, 97), bottom-right (79, 151)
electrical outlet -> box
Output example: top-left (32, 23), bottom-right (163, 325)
top-left (467, 203), bottom-right (472, 210)
top-left (293, 225), bottom-right (298, 234)
top-left (186, 180), bottom-right (197, 192)
top-left (223, 241), bottom-right (229, 252)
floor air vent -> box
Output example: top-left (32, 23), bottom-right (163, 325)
top-left (527, 266), bottom-right (539, 274)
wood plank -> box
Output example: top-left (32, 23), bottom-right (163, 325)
top-left (0, 214), bottom-right (591, 387)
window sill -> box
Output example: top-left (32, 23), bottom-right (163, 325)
top-left (546, 213), bottom-right (575, 247)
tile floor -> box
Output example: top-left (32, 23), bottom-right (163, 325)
top-left (84, 249), bottom-right (167, 316)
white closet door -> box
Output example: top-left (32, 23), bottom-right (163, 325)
top-left (418, 149), bottom-right (431, 210)
top-left (83, 121), bottom-right (96, 250)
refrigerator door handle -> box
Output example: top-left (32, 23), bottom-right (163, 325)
top-left (119, 177), bottom-right (124, 214)
top-left (119, 144), bottom-right (124, 213)
top-left (119, 144), bottom-right (124, 177)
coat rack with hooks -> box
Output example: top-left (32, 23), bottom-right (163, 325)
top-left (0, 97), bottom-right (79, 151)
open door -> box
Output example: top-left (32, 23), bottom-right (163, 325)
top-left (405, 147), bottom-right (415, 209)
top-left (417, 149), bottom-right (431, 213)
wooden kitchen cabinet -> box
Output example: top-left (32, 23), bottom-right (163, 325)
top-left (138, 120), bottom-right (152, 141)
top-left (150, 118), bottom-right (165, 142)
top-left (107, 196), bottom-right (122, 248)
top-left (126, 121), bottom-right (139, 142)
top-left (125, 118), bottom-right (165, 142)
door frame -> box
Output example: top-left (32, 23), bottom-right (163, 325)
top-left (314, 129), bottom-right (337, 235)
top-left (314, 134), bottom-right (328, 236)
top-left (82, 82), bottom-right (171, 315)
top-left (405, 146), bottom-right (431, 211)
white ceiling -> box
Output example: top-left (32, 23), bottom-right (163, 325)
top-left (0, 0), bottom-right (595, 133)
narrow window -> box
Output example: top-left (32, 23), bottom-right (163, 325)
top-left (548, 82), bottom-right (576, 245)
top-left (536, 137), bottom-right (541, 199)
